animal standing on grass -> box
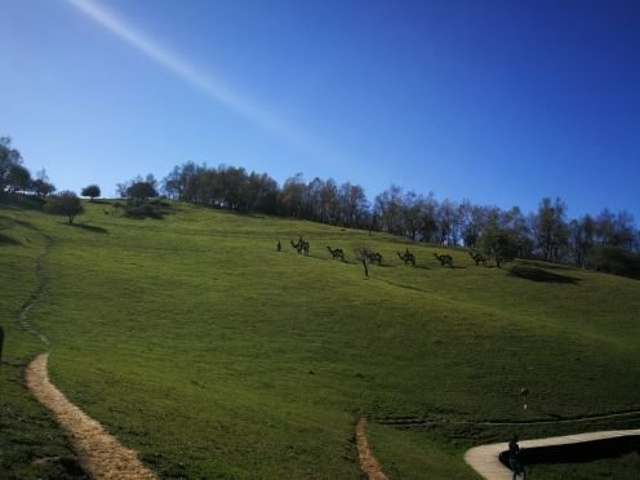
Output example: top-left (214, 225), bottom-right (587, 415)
top-left (397, 248), bottom-right (416, 266)
top-left (366, 250), bottom-right (383, 265)
top-left (434, 252), bottom-right (453, 267)
top-left (291, 236), bottom-right (310, 255)
top-left (468, 251), bottom-right (486, 266)
top-left (326, 246), bottom-right (345, 261)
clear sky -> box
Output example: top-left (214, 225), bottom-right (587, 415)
top-left (2, 0), bottom-right (639, 221)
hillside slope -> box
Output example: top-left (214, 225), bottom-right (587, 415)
top-left (2, 198), bottom-right (639, 478)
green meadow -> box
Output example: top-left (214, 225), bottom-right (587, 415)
top-left (2, 198), bottom-right (640, 478)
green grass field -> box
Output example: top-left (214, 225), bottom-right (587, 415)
top-left (2, 197), bottom-right (640, 478)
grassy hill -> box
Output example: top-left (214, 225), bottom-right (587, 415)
top-left (2, 197), bottom-right (640, 478)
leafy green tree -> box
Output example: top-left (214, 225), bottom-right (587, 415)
top-left (81, 184), bottom-right (101, 201)
top-left (31, 179), bottom-right (56, 198)
top-left (478, 226), bottom-right (519, 268)
top-left (127, 181), bottom-right (158, 200)
top-left (31, 170), bottom-right (56, 198)
top-left (0, 137), bottom-right (24, 195)
top-left (6, 164), bottom-right (32, 193)
top-left (45, 191), bottom-right (83, 224)
top-left (118, 174), bottom-right (159, 200)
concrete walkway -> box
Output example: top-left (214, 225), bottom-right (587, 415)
top-left (464, 428), bottom-right (640, 479)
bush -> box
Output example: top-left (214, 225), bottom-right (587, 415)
top-left (121, 198), bottom-right (171, 219)
top-left (587, 245), bottom-right (640, 279)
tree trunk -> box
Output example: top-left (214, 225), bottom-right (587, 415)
top-left (361, 258), bottom-right (369, 277)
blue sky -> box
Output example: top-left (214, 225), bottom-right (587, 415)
top-left (2, 0), bottom-right (639, 221)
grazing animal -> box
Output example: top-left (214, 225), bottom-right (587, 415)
top-left (397, 248), bottom-right (416, 266)
top-left (366, 250), bottom-right (383, 265)
top-left (433, 252), bottom-right (453, 267)
top-left (327, 246), bottom-right (345, 261)
top-left (291, 236), bottom-right (310, 255)
top-left (468, 251), bottom-right (486, 266)
top-left (300, 239), bottom-right (310, 255)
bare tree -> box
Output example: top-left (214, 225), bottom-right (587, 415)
top-left (354, 246), bottom-right (370, 277)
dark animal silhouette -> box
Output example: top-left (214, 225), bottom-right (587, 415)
top-left (397, 248), bottom-right (416, 266)
top-left (433, 252), bottom-right (453, 267)
top-left (277, 240), bottom-right (282, 252)
top-left (326, 246), bottom-right (345, 261)
top-left (300, 239), bottom-right (309, 255)
top-left (468, 250), bottom-right (486, 266)
top-left (366, 250), bottom-right (383, 265)
top-left (291, 236), bottom-right (310, 255)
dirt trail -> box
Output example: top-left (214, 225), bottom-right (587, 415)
top-left (18, 240), bottom-right (51, 345)
top-left (26, 355), bottom-right (157, 479)
top-left (355, 417), bottom-right (388, 480)
top-left (17, 234), bottom-right (155, 478)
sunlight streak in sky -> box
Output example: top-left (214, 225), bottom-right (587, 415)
top-left (64, 0), bottom-right (328, 157)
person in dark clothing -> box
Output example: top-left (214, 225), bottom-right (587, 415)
top-left (508, 435), bottom-right (526, 480)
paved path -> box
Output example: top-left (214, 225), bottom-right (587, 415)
top-left (464, 428), bottom-right (640, 479)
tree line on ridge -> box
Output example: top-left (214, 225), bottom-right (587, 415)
top-left (2, 136), bottom-right (638, 278)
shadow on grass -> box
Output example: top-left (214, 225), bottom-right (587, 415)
top-left (519, 260), bottom-right (575, 271)
top-left (71, 223), bottom-right (109, 234)
top-left (380, 279), bottom-right (429, 294)
top-left (508, 266), bottom-right (581, 285)
top-left (499, 435), bottom-right (640, 467)
top-left (527, 407), bottom-right (564, 420)
top-left (0, 233), bottom-right (21, 246)
top-left (414, 264), bottom-right (431, 270)
top-left (0, 194), bottom-right (45, 211)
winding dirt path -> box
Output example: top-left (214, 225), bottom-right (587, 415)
top-left (26, 353), bottom-right (157, 480)
top-left (355, 417), bottom-right (389, 480)
top-left (17, 237), bottom-right (51, 345)
top-left (16, 233), bottom-right (156, 478)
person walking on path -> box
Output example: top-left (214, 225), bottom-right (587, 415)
top-left (509, 435), bottom-right (526, 480)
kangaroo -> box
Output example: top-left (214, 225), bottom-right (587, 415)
top-left (434, 252), bottom-right (453, 267)
top-left (366, 250), bottom-right (383, 265)
top-left (300, 239), bottom-right (310, 255)
top-left (327, 246), bottom-right (345, 261)
top-left (468, 251), bottom-right (486, 266)
top-left (291, 236), bottom-right (310, 255)
top-left (397, 248), bottom-right (416, 266)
